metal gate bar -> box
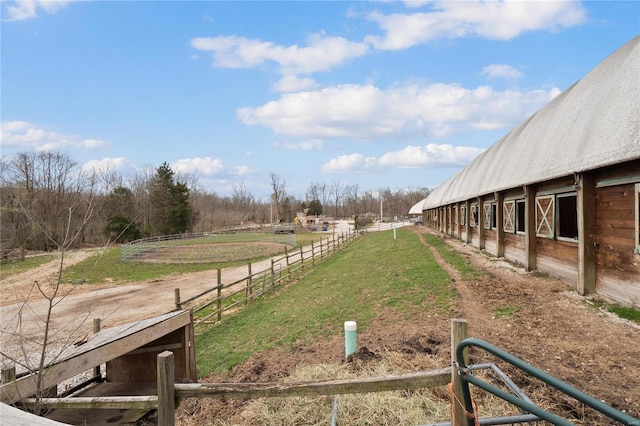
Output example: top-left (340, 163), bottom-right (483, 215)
top-left (455, 338), bottom-right (640, 426)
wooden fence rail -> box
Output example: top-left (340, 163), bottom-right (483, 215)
top-left (174, 231), bottom-right (360, 328)
top-left (7, 319), bottom-right (470, 426)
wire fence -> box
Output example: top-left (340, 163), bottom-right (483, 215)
top-left (173, 230), bottom-right (360, 329)
top-left (120, 230), bottom-right (297, 263)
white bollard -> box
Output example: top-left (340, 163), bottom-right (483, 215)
top-left (344, 321), bottom-right (357, 360)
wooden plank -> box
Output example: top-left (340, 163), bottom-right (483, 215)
top-left (20, 395), bottom-right (158, 410)
top-left (127, 343), bottom-right (183, 356)
top-left (477, 198), bottom-right (485, 250)
top-left (496, 192), bottom-right (505, 258)
top-left (175, 368), bottom-right (452, 399)
top-left (450, 319), bottom-right (469, 426)
top-left (157, 351), bottom-right (175, 426)
top-left (0, 403), bottom-right (70, 425)
top-left (578, 173), bottom-right (596, 295)
top-left (525, 185), bottom-right (537, 271)
top-left (1, 310), bottom-right (191, 404)
top-left (464, 200), bottom-right (471, 244)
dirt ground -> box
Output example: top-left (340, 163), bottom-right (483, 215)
top-left (1, 228), bottom-right (639, 424)
top-left (176, 228), bottom-right (640, 425)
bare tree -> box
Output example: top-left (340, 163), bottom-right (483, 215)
top-left (345, 184), bottom-right (360, 217)
top-left (0, 165), bottom-right (104, 413)
top-left (330, 180), bottom-right (345, 219)
top-left (232, 180), bottom-right (255, 224)
top-left (269, 172), bottom-right (287, 223)
top-left (1, 152), bottom-right (91, 251)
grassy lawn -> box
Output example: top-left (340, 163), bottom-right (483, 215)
top-left (62, 247), bottom-right (233, 284)
top-left (195, 227), bottom-right (456, 376)
top-left (62, 231), bottom-right (351, 285)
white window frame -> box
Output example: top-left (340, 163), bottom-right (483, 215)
top-left (483, 203), bottom-right (492, 230)
top-left (470, 204), bottom-right (478, 227)
top-left (503, 200), bottom-right (515, 233)
top-left (535, 195), bottom-right (555, 239)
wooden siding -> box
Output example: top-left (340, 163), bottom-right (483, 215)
top-left (595, 181), bottom-right (640, 306)
top-left (484, 229), bottom-right (497, 256)
top-left (504, 233), bottom-right (525, 266)
top-left (535, 238), bottom-right (579, 285)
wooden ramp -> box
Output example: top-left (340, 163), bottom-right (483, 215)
top-left (1, 310), bottom-right (195, 425)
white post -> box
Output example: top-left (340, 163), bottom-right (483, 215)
top-left (344, 321), bottom-right (357, 361)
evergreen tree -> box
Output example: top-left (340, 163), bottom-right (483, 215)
top-left (149, 162), bottom-right (191, 235)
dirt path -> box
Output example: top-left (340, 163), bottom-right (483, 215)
top-left (0, 252), bottom-right (277, 367)
top-left (179, 228), bottom-right (640, 424)
top-left (2, 227), bottom-right (638, 423)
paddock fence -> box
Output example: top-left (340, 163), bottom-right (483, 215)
top-left (120, 228), bottom-right (297, 263)
top-left (173, 230), bottom-right (360, 329)
top-left (13, 319), bottom-right (639, 426)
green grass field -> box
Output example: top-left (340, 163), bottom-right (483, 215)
top-left (60, 231), bottom-right (328, 285)
top-left (194, 227), bottom-right (457, 376)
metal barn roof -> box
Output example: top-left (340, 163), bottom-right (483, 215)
top-left (409, 197), bottom-right (428, 215)
top-left (423, 36), bottom-right (640, 210)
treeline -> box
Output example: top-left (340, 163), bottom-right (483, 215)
top-left (0, 151), bottom-right (430, 253)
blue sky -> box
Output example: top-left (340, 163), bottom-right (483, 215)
top-left (2, 1), bottom-right (639, 200)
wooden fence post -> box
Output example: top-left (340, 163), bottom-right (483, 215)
top-left (216, 269), bottom-right (222, 322)
top-left (300, 246), bottom-right (304, 271)
top-left (93, 319), bottom-right (101, 379)
top-left (311, 241), bottom-right (315, 266)
top-left (157, 351), bottom-right (175, 426)
top-left (284, 246), bottom-right (291, 281)
top-left (271, 258), bottom-right (276, 285)
top-left (451, 319), bottom-right (470, 426)
top-left (1, 365), bottom-right (16, 384)
top-left (247, 263), bottom-right (253, 303)
top-left (174, 289), bottom-right (181, 311)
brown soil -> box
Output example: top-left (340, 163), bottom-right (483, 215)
top-left (177, 228), bottom-right (640, 425)
top-left (1, 229), bottom-right (638, 424)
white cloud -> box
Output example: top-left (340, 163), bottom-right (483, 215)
top-left (322, 143), bottom-right (484, 173)
top-left (273, 75), bottom-right (319, 93)
top-left (171, 156), bottom-right (224, 176)
top-left (233, 165), bottom-right (251, 175)
top-left (378, 143), bottom-right (483, 168)
top-left (238, 82), bottom-right (559, 140)
top-left (482, 64), bottom-right (524, 80)
top-left (81, 157), bottom-right (135, 174)
top-left (321, 153), bottom-right (380, 173)
top-left (1, 120), bottom-right (108, 151)
top-left (273, 139), bottom-right (324, 151)
top-left (365, 1), bottom-right (586, 50)
top-left (3, 0), bottom-right (79, 22)
top-left (191, 33), bottom-right (369, 75)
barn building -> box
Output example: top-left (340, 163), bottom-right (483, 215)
top-left (419, 36), bottom-right (640, 308)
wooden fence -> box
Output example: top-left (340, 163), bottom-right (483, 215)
top-left (16, 320), bottom-right (471, 426)
top-left (174, 230), bottom-right (360, 329)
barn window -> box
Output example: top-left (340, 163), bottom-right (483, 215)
top-left (483, 203), bottom-right (492, 229)
top-left (460, 205), bottom-right (466, 226)
top-left (503, 200), bottom-right (515, 233)
top-left (516, 199), bottom-right (526, 234)
top-left (470, 204), bottom-right (478, 227)
top-left (556, 193), bottom-right (578, 240)
top-left (491, 203), bottom-right (497, 229)
top-left (535, 195), bottom-right (555, 238)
